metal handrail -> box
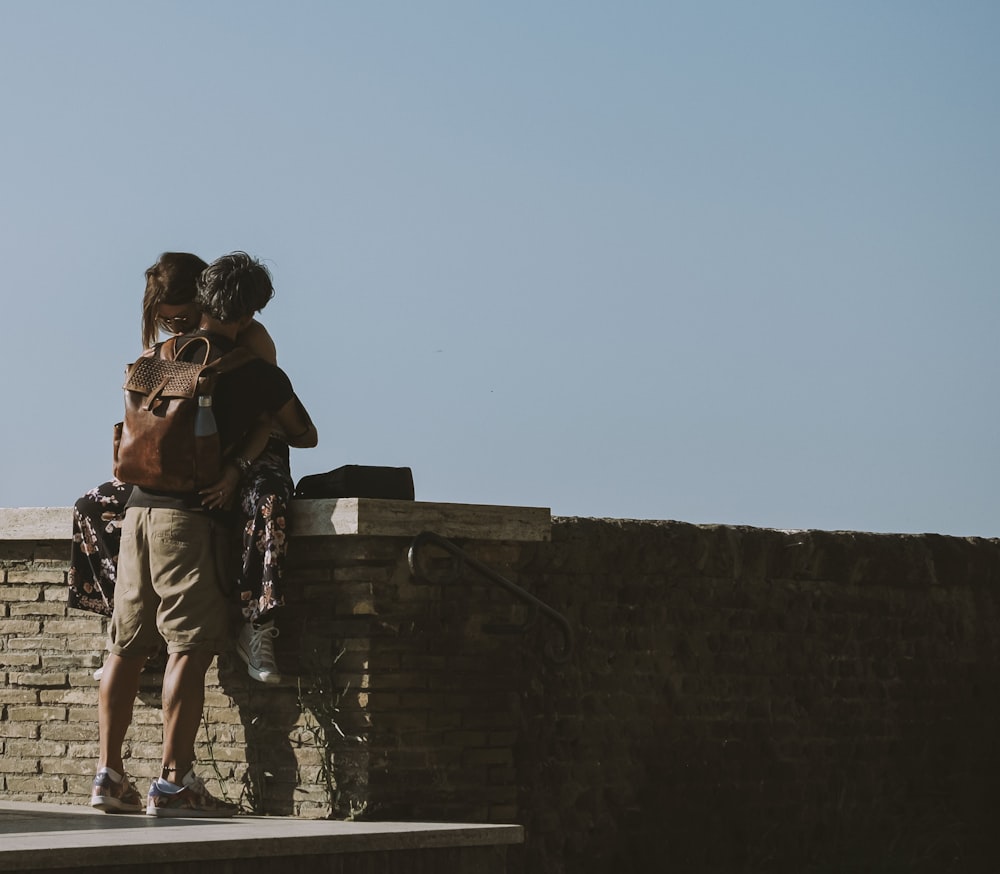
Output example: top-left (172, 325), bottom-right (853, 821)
top-left (407, 530), bottom-right (573, 664)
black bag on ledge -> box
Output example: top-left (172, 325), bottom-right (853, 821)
top-left (293, 465), bottom-right (415, 501)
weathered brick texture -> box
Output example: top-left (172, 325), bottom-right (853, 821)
top-left (510, 520), bottom-right (1000, 873)
top-left (3, 516), bottom-right (1000, 873)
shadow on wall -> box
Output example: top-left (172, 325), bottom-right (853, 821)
top-left (214, 615), bottom-right (370, 819)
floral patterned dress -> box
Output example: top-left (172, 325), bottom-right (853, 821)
top-left (69, 438), bottom-right (294, 624)
top-left (68, 479), bottom-right (132, 616)
top-left (236, 438), bottom-right (294, 622)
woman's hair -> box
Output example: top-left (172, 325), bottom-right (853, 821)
top-left (196, 251), bottom-right (275, 323)
top-left (140, 252), bottom-right (209, 348)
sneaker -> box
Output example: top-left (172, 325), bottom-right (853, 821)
top-left (90, 767), bottom-right (144, 813)
top-left (146, 771), bottom-right (237, 818)
top-left (237, 620), bottom-right (282, 684)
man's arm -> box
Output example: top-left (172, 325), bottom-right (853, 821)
top-left (230, 413), bottom-right (276, 467)
top-left (274, 395), bottom-right (318, 448)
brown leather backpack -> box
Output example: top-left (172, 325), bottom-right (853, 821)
top-left (113, 335), bottom-right (253, 492)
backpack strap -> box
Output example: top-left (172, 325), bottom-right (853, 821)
top-left (172, 335), bottom-right (213, 365)
top-left (167, 336), bottom-right (255, 374)
top-left (142, 377), bottom-right (173, 412)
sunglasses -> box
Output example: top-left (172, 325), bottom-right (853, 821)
top-left (157, 305), bottom-right (200, 333)
top-left (159, 314), bottom-right (196, 329)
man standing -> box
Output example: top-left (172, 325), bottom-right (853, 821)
top-left (90, 252), bottom-right (317, 817)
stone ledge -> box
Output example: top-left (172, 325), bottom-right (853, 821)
top-left (290, 498), bottom-right (550, 541)
top-left (0, 508), bottom-right (69, 542)
top-left (0, 500), bottom-right (551, 543)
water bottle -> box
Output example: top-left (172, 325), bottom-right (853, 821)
top-left (194, 395), bottom-right (220, 485)
top-left (194, 395), bottom-right (217, 437)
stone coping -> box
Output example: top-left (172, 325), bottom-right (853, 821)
top-left (0, 801), bottom-right (523, 871)
top-left (0, 499), bottom-right (551, 543)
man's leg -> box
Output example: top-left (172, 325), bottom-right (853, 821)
top-left (145, 510), bottom-right (236, 816)
top-left (97, 653), bottom-right (146, 775)
top-left (92, 507), bottom-right (156, 813)
top-left (159, 649), bottom-right (215, 784)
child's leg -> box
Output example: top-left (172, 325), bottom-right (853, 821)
top-left (237, 441), bottom-right (294, 624)
top-left (69, 479), bottom-right (133, 616)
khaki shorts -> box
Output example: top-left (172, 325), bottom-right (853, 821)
top-left (110, 507), bottom-right (234, 657)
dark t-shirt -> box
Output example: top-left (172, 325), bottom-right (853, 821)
top-left (126, 330), bottom-right (295, 519)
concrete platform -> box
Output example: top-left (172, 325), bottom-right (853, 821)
top-left (0, 801), bottom-right (522, 874)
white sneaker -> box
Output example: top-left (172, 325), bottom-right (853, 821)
top-left (146, 770), bottom-right (238, 818)
top-left (237, 621), bottom-right (281, 684)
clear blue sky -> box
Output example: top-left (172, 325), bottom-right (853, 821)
top-left (2, 1), bottom-right (998, 536)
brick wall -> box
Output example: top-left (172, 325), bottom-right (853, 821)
top-left (0, 514), bottom-right (536, 825)
top-left (3, 510), bottom-right (1000, 873)
top-left (512, 519), bottom-right (1000, 873)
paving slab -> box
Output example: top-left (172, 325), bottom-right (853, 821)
top-left (0, 801), bottom-right (522, 872)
